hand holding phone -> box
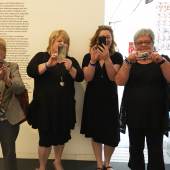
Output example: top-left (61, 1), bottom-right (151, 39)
top-left (97, 36), bottom-right (106, 52)
top-left (58, 45), bottom-right (67, 61)
top-left (98, 36), bottom-right (106, 47)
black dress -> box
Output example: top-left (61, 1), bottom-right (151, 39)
top-left (27, 52), bottom-right (84, 144)
top-left (123, 62), bottom-right (169, 132)
top-left (80, 52), bottom-right (123, 147)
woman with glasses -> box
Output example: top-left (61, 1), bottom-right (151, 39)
top-left (116, 28), bottom-right (170, 170)
top-left (80, 25), bottom-right (123, 170)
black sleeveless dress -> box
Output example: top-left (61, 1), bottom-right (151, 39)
top-left (123, 62), bottom-right (169, 132)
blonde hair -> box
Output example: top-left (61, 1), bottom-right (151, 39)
top-left (0, 38), bottom-right (6, 52)
top-left (47, 29), bottom-right (70, 54)
top-left (90, 25), bottom-right (117, 54)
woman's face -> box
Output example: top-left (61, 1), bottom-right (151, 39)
top-left (51, 36), bottom-right (68, 53)
top-left (0, 48), bottom-right (5, 61)
top-left (98, 30), bottom-right (112, 48)
top-left (134, 35), bottom-right (154, 53)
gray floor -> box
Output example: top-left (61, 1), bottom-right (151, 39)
top-left (0, 159), bottom-right (170, 170)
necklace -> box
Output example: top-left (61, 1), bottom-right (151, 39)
top-left (59, 75), bottom-right (64, 87)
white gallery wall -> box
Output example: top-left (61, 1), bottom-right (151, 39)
top-left (0, 0), bottom-right (105, 160)
top-left (1, 0), bottom-right (169, 161)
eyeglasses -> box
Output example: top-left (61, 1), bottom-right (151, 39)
top-left (135, 41), bottom-right (153, 46)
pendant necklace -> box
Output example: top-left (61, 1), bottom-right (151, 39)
top-left (59, 75), bottom-right (64, 87)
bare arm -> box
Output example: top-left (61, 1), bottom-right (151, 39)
top-left (83, 47), bottom-right (99, 82)
top-left (150, 53), bottom-right (170, 82)
top-left (63, 58), bottom-right (77, 79)
top-left (115, 52), bottom-right (137, 85)
top-left (83, 62), bottom-right (96, 82)
top-left (115, 60), bottom-right (132, 85)
top-left (105, 57), bottom-right (121, 81)
top-left (160, 59), bottom-right (170, 82)
top-left (62, 57), bottom-right (83, 81)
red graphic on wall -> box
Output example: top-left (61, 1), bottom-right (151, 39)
top-left (128, 42), bottom-right (135, 54)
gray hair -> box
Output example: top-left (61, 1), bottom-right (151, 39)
top-left (134, 28), bottom-right (155, 43)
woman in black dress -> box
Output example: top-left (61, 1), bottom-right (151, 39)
top-left (80, 25), bottom-right (123, 170)
top-left (116, 28), bottom-right (170, 170)
top-left (27, 29), bottom-right (83, 170)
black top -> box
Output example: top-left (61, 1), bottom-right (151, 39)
top-left (27, 52), bottom-right (84, 134)
top-left (123, 61), bottom-right (169, 132)
top-left (80, 52), bottom-right (123, 146)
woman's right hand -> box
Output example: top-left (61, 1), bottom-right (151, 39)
top-left (46, 52), bottom-right (58, 67)
top-left (127, 51), bottom-right (138, 63)
top-left (46, 42), bottom-right (62, 67)
top-left (47, 42), bottom-right (68, 67)
top-left (90, 46), bottom-right (99, 64)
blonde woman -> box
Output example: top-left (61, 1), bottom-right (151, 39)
top-left (27, 29), bottom-right (83, 170)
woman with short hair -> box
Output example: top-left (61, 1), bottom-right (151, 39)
top-left (116, 28), bottom-right (170, 170)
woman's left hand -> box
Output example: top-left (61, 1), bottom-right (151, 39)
top-left (0, 65), bottom-right (9, 80)
top-left (0, 67), bottom-right (5, 80)
top-left (62, 58), bottom-right (73, 71)
top-left (97, 44), bottom-right (110, 60)
top-left (150, 52), bottom-right (164, 63)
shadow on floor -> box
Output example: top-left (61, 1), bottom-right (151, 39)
top-left (0, 159), bottom-right (169, 170)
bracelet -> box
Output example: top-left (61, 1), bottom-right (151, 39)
top-left (89, 62), bottom-right (96, 66)
top-left (45, 62), bottom-right (49, 69)
top-left (158, 59), bottom-right (166, 65)
top-left (124, 58), bottom-right (133, 65)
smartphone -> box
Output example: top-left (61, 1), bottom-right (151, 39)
top-left (98, 36), bottom-right (106, 46)
top-left (58, 45), bottom-right (66, 60)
